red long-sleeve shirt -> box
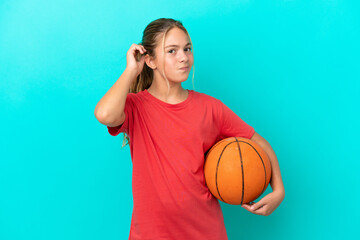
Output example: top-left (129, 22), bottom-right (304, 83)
top-left (107, 89), bottom-right (255, 240)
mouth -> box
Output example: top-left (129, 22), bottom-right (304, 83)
top-left (179, 66), bottom-right (190, 71)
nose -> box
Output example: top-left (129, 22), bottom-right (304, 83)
top-left (178, 50), bottom-right (189, 62)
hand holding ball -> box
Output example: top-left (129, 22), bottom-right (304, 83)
top-left (204, 137), bottom-right (272, 205)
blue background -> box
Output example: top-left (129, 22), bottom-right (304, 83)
top-left (1, 0), bottom-right (359, 239)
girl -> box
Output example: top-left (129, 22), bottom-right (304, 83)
top-left (95, 18), bottom-right (285, 240)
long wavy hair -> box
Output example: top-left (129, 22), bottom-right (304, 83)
top-left (121, 18), bottom-right (195, 148)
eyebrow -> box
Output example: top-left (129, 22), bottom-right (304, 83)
top-left (165, 42), bottom-right (191, 48)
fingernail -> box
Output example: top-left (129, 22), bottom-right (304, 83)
top-left (251, 206), bottom-right (254, 210)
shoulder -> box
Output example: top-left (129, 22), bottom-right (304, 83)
top-left (122, 91), bottom-right (146, 110)
top-left (126, 90), bottom-right (146, 102)
top-left (191, 90), bottom-right (221, 104)
top-left (191, 90), bottom-right (225, 111)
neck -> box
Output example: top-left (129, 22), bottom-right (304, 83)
top-left (147, 82), bottom-right (188, 104)
top-left (147, 76), bottom-right (187, 98)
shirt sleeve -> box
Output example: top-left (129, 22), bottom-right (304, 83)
top-left (107, 93), bottom-right (134, 136)
top-left (216, 99), bottom-right (255, 140)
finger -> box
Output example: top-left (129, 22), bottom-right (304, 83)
top-left (132, 44), bottom-right (147, 55)
top-left (242, 201), bottom-right (255, 210)
top-left (131, 44), bottom-right (140, 51)
top-left (241, 203), bottom-right (253, 210)
top-left (137, 45), bottom-right (146, 52)
top-left (139, 46), bottom-right (147, 54)
top-left (242, 204), bottom-right (265, 215)
top-left (241, 204), bottom-right (249, 211)
top-left (251, 202), bottom-right (266, 211)
top-left (135, 47), bottom-right (144, 54)
top-left (251, 208), bottom-right (266, 216)
top-left (242, 204), bottom-right (259, 214)
top-left (131, 44), bottom-right (144, 54)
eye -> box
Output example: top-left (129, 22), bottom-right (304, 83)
top-left (168, 49), bottom-right (176, 53)
top-left (185, 47), bottom-right (192, 52)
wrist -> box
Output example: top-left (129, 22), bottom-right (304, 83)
top-left (273, 188), bottom-right (285, 199)
top-left (124, 68), bottom-right (138, 79)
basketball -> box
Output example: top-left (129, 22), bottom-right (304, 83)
top-left (204, 137), bottom-right (272, 205)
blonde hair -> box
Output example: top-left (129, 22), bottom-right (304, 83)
top-left (121, 18), bottom-right (195, 148)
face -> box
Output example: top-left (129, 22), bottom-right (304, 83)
top-left (148, 27), bottom-right (194, 83)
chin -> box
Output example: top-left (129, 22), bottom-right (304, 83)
top-left (169, 77), bottom-right (188, 83)
top-left (177, 78), bottom-right (188, 83)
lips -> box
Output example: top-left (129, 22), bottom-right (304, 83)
top-left (179, 66), bottom-right (189, 70)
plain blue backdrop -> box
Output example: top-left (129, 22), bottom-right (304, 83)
top-left (1, 0), bottom-right (359, 239)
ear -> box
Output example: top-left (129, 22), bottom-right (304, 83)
top-left (145, 54), bottom-right (157, 70)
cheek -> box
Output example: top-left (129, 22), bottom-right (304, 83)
top-left (189, 55), bottom-right (194, 64)
top-left (165, 58), bottom-right (177, 68)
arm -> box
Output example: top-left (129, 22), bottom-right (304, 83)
top-left (250, 132), bottom-right (285, 195)
top-left (241, 131), bottom-right (285, 216)
top-left (94, 69), bottom-right (137, 127)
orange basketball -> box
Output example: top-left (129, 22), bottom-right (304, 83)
top-left (204, 137), bottom-right (272, 205)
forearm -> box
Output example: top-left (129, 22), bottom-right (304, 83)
top-left (94, 68), bottom-right (137, 125)
top-left (251, 133), bottom-right (285, 195)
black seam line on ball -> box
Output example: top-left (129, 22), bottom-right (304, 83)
top-left (205, 140), bottom-right (222, 159)
top-left (237, 140), bottom-right (268, 195)
top-left (216, 141), bottom-right (236, 203)
top-left (235, 137), bottom-right (244, 205)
